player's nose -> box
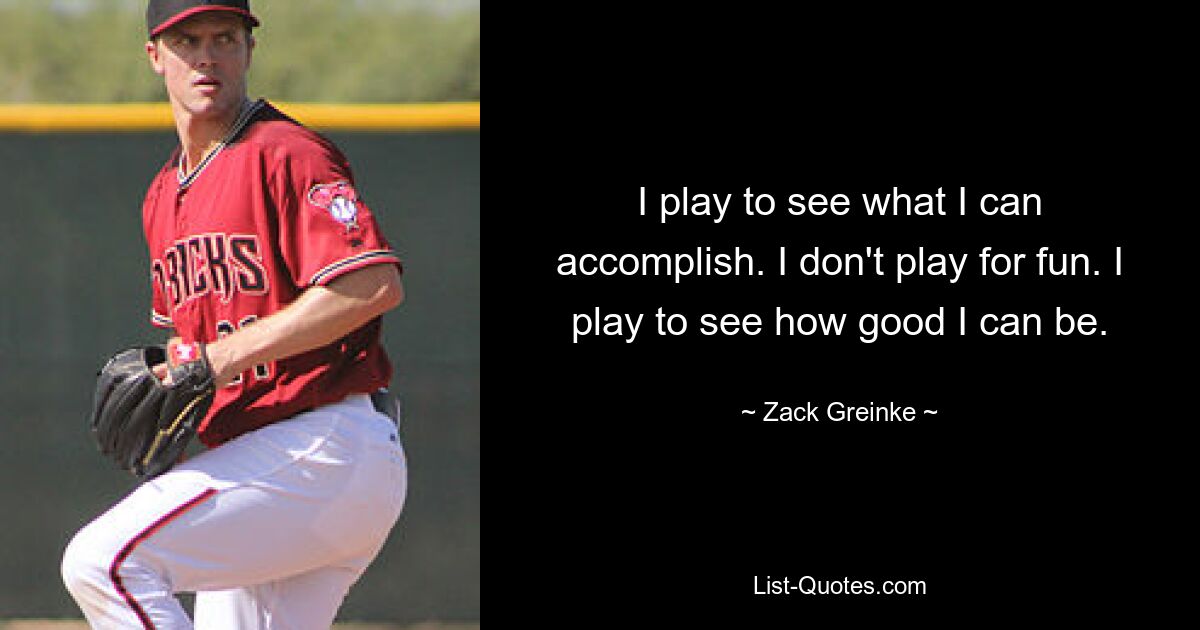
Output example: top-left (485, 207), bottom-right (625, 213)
top-left (194, 40), bottom-right (218, 67)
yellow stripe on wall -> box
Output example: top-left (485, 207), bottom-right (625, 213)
top-left (0, 102), bottom-right (480, 132)
top-left (281, 103), bottom-right (479, 131)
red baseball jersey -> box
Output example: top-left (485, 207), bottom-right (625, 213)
top-left (144, 100), bottom-right (402, 447)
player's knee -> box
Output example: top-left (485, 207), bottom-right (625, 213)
top-left (61, 526), bottom-right (113, 600)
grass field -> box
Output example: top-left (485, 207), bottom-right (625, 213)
top-left (0, 623), bottom-right (479, 630)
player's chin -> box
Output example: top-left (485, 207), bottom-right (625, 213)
top-left (183, 95), bottom-right (236, 119)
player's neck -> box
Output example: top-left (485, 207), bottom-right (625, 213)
top-left (174, 98), bottom-right (252, 176)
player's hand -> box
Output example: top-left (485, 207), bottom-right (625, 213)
top-left (152, 362), bottom-right (173, 385)
top-left (155, 336), bottom-right (186, 385)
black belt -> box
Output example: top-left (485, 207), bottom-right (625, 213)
top-left (370, 388), bottom-right (400, 425)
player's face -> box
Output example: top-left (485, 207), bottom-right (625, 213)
top-left (147, 13), bottom-right (254, 123)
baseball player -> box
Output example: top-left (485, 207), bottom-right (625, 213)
top-left (61, 1), bottom-right (407, 627)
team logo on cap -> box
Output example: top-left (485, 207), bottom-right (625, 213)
top-left (308, 181), bottom-right (361, 232)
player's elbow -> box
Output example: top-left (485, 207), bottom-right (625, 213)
top-left (378, 274), bottom-right (404, 312)
top-left (368, 265), bottom-right (404, 314)
top-left (328, 264), bottom-right (403, 316)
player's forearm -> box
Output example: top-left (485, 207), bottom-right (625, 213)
top-left (205, 264), bottom-right (403, 387)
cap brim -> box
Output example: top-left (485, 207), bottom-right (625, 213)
top-left (150, 6), bottom-right (260, 38)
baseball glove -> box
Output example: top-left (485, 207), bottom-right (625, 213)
top-left (90, 343), bottom-right (216, 480)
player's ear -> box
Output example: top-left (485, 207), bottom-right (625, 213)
top-left (146, 39), bottom-right (165, 76)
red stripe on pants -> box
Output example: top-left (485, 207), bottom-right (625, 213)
top-left (109, 488), bottom-right (218, 629)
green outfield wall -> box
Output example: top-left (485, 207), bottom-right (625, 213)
top-left (0, 131), bottom-right (480, 623)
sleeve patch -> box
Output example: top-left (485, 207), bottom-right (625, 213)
top-left (307, 181), bottom-right (361, 233)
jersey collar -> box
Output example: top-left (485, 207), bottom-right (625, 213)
top-left (177, 98), bottom-right (265, 190)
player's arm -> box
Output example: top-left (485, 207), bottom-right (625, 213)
top-left (203, 263), bottom-right (403, 388)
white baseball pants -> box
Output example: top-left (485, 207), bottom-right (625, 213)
top-left (62, 394), bottom-right (407, 629)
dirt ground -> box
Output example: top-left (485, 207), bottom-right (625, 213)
top-left (1, 623), bottom-right (479, 630)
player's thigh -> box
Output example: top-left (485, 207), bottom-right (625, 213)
top-left (65, 475), bottom-right (317, 596)
top-left (160, 412), bottom-right (403, 590)
top-left (70, 398), bottom-right (404, 596)
top-left (193, 564), bottom-right (366, 630)
top-left (64, 469), bottom-right (218, 586)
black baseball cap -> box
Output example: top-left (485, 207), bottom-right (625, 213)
top-left (147, 0), bottom-right (260, 38)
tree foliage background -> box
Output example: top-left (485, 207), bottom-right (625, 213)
top-left (0, 0), bottom-right (480, 102)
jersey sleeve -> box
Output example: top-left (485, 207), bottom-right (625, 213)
top-left (150, 270), bottom-right (174, 328)
top-left (272, 137), bottom-right (402, 288)
top-left (149, 222), bottom-right (173, 329)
